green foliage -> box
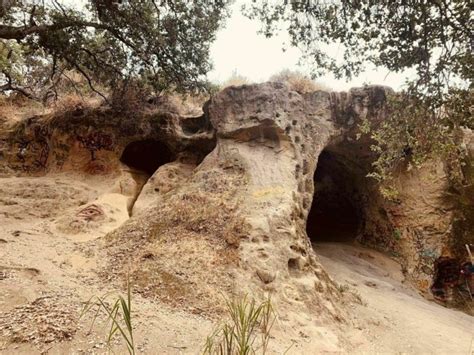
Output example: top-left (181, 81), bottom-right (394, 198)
top-left (393, 229), bottom-right (402, 240)
top-left (0, 0), bottom-right (229, 101)
top-left (81, 280), bottom-right (135, 355)
top-left (246, 1), bottom-right (473, 189)
top-left (363, 88), bottom-right (473, 196)
top-left (203, 295), bottom-right (276, 355)
top-left (245, 1), bottom-right (471, 85)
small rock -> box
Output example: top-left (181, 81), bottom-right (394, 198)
top-left (256, 269), bottom-right (276, 284)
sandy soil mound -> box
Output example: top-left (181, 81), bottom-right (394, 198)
top-left (0, 175), bottom-right (219, 354)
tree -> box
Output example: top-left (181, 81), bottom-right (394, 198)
top-left (0, 0), bottom-right (229, 101)
top-left (245, 0), bottom-right (473, 194)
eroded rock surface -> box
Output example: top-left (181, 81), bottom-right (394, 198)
top-left (100, 83), bottom-right (347, 331)
top-left (0, 104), bottom-right (214, 176)
top-left (0, 83), bottom-right (472, 348)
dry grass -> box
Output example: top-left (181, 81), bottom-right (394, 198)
top-left (269, 69), bottom-right (330, 93)
top-left (220, 73), bottom-right (252, 89)
top-left (108, 81), bottom-right (210, 116)
top-left (104, 165), bottom-right (249, 313)
top-left (1, 69), bottom-right (326, 125)
top-left (52, 92), bottom-right (102, 113)
top-left (0, 92), bottom-right (102, 125)
top-left (0, 88), bottom-right (202, 127)
top-left (0, 95), bottom-right (45, 124)
top-left (0, 68), bottom-right (107, 124)
top-left (161, 92), bottom-right (210, 116)
top-left (211, 70), bottom-right (329, 94)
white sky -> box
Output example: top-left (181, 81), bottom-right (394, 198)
top-left (208, 1), bottom-right (414, 91)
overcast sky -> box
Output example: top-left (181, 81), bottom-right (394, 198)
top-left (208, 1), bottom-right (413, 91)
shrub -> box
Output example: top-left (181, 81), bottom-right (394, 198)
top-left (269, 69), bottom-right (329, 93)
top-left (220, 72), bottom-right (252, 89)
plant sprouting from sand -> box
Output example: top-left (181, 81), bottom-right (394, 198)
top-left (203, 295), bottom-right (276, 355)
top-left (80, 279), bottom-right (135, 354)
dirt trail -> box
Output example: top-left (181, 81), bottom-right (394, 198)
top-left (314, 242), bottom-right (474, 354)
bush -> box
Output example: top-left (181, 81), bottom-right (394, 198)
top-left (220, 72), bottom-right (252, 89)
top-left (269, 69), bottom-right (329, 93)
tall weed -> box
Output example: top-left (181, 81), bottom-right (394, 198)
top-left (81, 279), bottom-right (135, 354)
top-left (203, 295), bottom-right (276, 355)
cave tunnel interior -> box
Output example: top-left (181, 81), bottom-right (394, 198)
top-left (307, 149), bottom-right (363, 243)
top-left (120, 139), bottom-right (174, 175)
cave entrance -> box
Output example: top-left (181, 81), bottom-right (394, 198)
top-left (307, 149), bottom-right (362, 243)
top-left (120, 139), bottom-right (174, 175)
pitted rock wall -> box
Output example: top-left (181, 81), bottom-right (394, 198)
top-left (207, 82), bottom-right (343, 314)
top-left (1, 83), bottom-right (471, 316)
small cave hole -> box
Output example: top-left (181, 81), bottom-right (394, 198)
top-left (120, 139), bottom-right (174, 175)
top-left (288, 258), bottom-right (300, 273)
top-left (307, 149), bottom-right (362, 243)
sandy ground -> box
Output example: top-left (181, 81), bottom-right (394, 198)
top-left (315, 242), bottom-right (474, 354)
top-left (0, 175), bottom-right (215, 354)
top-left (0, 174), bottom-right (473, 354)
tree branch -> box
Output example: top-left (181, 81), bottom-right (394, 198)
top-left (64, 57), bottom-right (109, 103)
top-left (0, 20), bottom-right (109, 40)
top-left (1, 70), bottom-right (37, 100)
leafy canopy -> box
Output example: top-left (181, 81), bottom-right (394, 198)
top-left (246, 0), bottom-right (473, 194)
top-left (245, 0), bottom-right (471, 90)
top-left (0, 0), bottom-right (229, 101)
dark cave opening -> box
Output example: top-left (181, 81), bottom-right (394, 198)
top-left (307, 149), bottom-right (362, 243)
top-left (120, 139), bottom-right (174, 175)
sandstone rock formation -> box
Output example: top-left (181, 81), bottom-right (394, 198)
top-left (0, 82), bottom-right (472, 320)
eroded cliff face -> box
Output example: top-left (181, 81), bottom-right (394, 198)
top-left (99, 83), bottom-right (347, 326)
top-left (0, 82), bottom-right (471, 320)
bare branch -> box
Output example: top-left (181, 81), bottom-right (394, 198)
top-left (65, 58), bottom-right (109, 104)
top-left (1, 70), bottom-right (37, 100)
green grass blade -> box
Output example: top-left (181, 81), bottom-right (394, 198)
top-left (98, 298), bottom-right (134, 353)
top-left (107, 302), bottom-right (120, 345)
top-left (120, 296), bottom-right (134, 345)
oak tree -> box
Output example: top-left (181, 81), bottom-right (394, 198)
top-left (0, 0), bottom-right (228, 101)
